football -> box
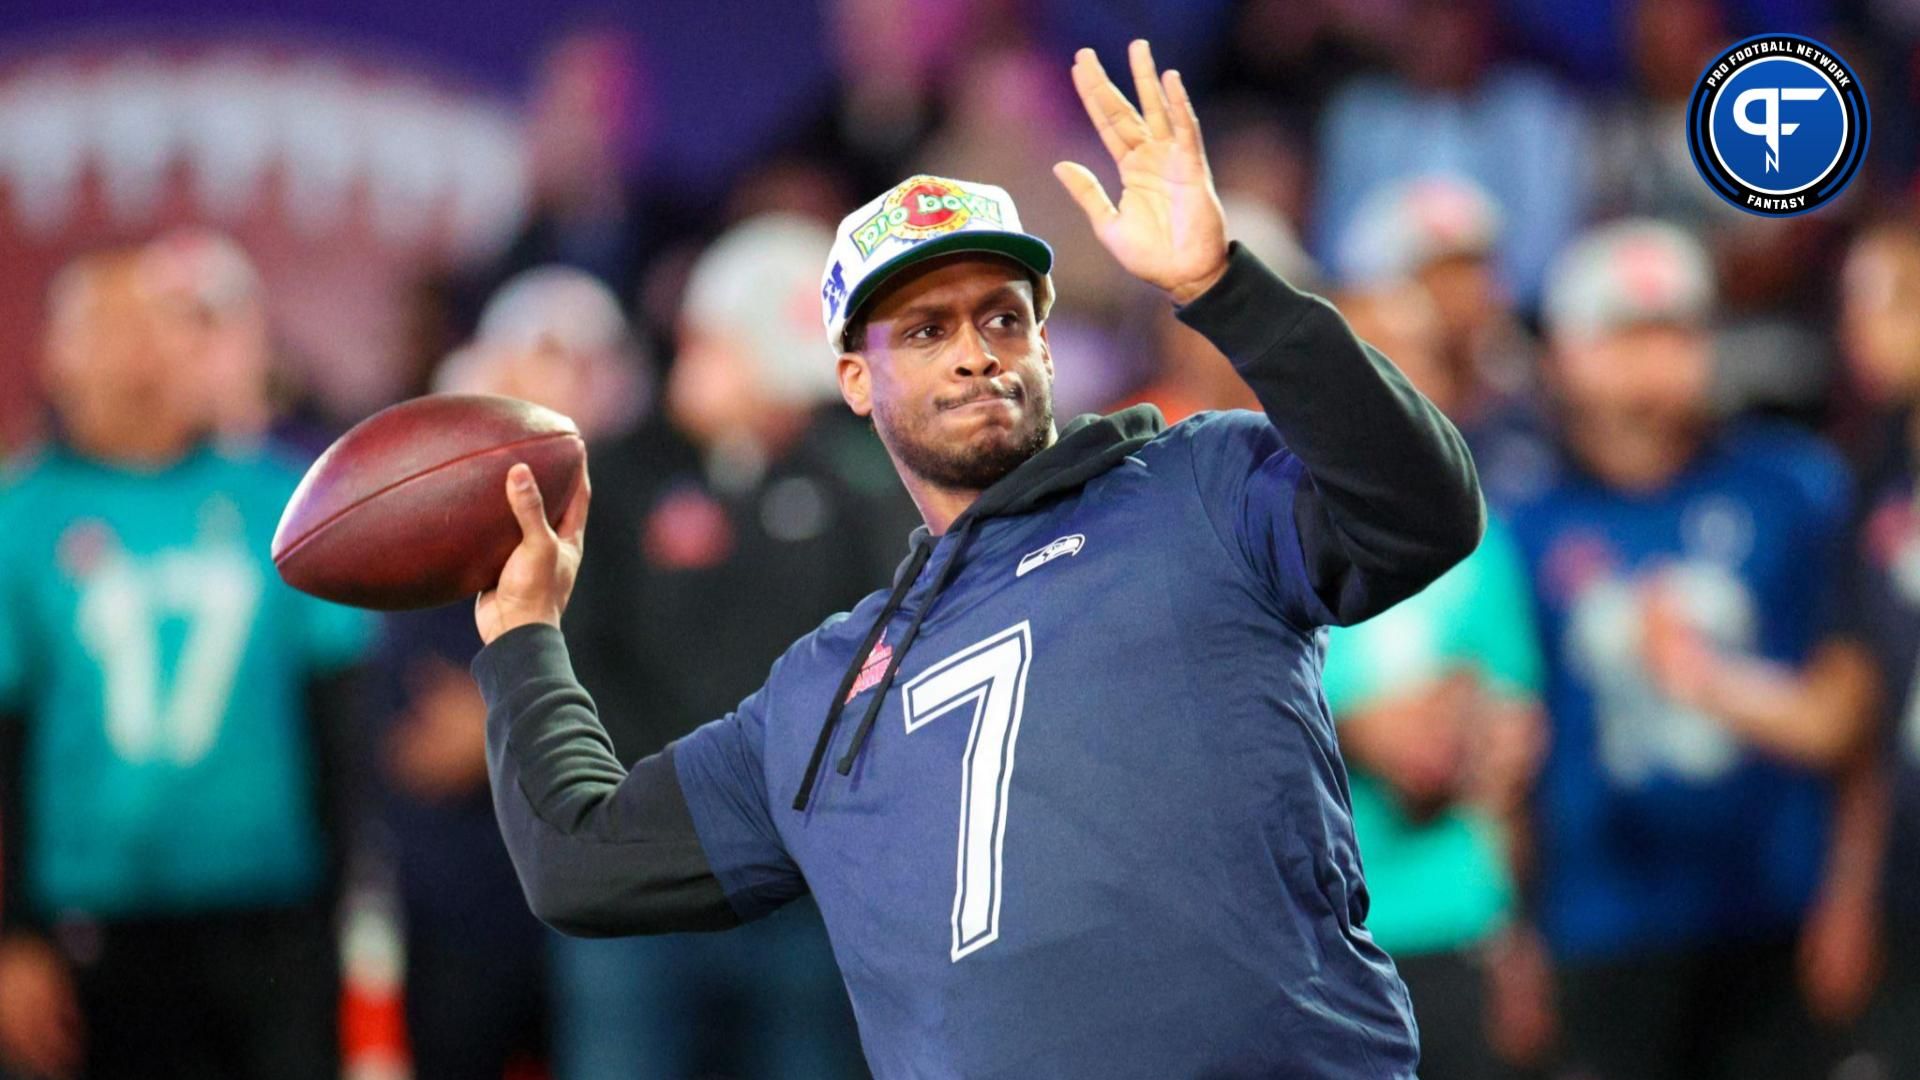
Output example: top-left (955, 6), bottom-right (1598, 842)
top-left (271, 393), bottom-right (586, 610)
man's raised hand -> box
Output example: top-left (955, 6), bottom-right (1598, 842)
top-left (475, 461), bottom-right (590, 646)
top-left (1054, 39), bottom-right (1230, 304)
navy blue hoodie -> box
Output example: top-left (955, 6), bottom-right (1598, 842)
top-left (473, 244), bottom-right (1483, 1078)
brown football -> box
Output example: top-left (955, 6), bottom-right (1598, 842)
top-left (271, 394), bottom-right (586, 610)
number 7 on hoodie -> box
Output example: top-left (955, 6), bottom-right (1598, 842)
top-left (902, 621), bottom-right (1035, 961)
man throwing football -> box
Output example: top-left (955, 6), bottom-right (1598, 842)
top-left (473, 40), bottom-right (1480, 1078)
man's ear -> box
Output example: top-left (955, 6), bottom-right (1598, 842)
top-left (838, 352), bottom-right (872, 417)
top-left (1037, 322), bottom-right (1054, 382)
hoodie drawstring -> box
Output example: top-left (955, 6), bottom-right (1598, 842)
top-left (788, 404), bottom-right (1166, 814)
top-left (791, 536), bottom-right (933, 811)
top-left (834, 515), bottom-right (981, 777)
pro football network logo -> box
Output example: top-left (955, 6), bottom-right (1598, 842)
top-left (1686, 33), bottom-right (1869, 217)
top-left (850, 176), bottom-right (1004, 259)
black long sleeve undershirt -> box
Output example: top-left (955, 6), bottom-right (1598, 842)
top-left (1175, 241), bottom-right (1485, 625)
top-left (474, 625), bottom-right (737, 936)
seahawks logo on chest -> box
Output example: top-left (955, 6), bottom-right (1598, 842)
top-left (1015, 533), bottom-right (1085, 578)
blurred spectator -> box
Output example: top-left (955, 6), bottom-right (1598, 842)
top-left (1336, 177), bottom-right (1559, 507)
top-left (368, 604), bottom-right (551, 1080)
top-left (456, 27), bottom-right (699, 353)
top-left (1510, 220), bottom-right (1875, 1079)
top-left (1339, 175), bottom-right (1537, 404)
top-left (1322, 281), bottom-right (1554, 1080)
top-left (1840, 222), bottom-right (1920, 418)
top-left (138, 231), bottom-right (269, 445)
top-left (0, 251), bottom-right (371, 1080)
top-left (139, 230), bottom-right (337, 461)
top-left (553, 213), bottom-right (898, 1080)
top-left (1315, 0), bottom-right (1589, 305)
top-left (376, 265), bottom-right (659, 1080)
top-left (1705, 215), bottom-right (1846, 429)
top-left (1840, 218), bottom-right (1920, 464)
top-left (1833, 219), bottom-right (1920, 1077)
top-left (439, 265), bottom-right (653, 443)
top-left (1205, 103), bottom-right (1316, 232)
top-left (1587, 0), bottom-right (1732, 226)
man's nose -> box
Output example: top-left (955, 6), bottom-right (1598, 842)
top-left (952, 324), bottom-right (1003, 378)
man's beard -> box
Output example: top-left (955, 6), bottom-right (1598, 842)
top-left (874, 383), bottom-right (1054, 492)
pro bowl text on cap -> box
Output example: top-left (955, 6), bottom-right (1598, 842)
top-left (1339, 173), bottom-right (1502, 287)
top-left (821, 175), bottom-right (1055, 352)
top-left (1543, 219), bottom-right (1715, 343)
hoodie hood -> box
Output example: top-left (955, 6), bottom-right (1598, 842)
top-left (792, 403), bottom-right (1165, 811)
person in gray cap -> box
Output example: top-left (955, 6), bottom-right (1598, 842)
top-left (1508, 219), bottom-right (1878, 1080)
top-left (465, 39), bottom-right (1481, 1079)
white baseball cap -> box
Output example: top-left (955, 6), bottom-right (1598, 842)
top-left (820, 174), bottom-right (1055, 353)
top-left (683, 213), bottom-right (845, 406)
top-left (1339, 174), bottom-right (1502, 287)
top-left (1543, 219), bottom-right (1714, 343)
top-left (477, 265), bottom-right (634, 356)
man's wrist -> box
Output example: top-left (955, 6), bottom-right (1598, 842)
top-left (481, 610), bottom-right (562, 648)
top-left (1168, 258), bottom-right (1230, 305)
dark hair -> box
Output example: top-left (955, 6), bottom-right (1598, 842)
top-left (842, 313), bottom-right (869, 354)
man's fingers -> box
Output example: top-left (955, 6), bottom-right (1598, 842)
top-left (1162, 68), bottom-right (1207, 165)
top-left (1071, 48), bottom-right (1144, 164)
top-left (1128, 39), bottom-right (1173, 140)
top-left (505, 464), bottom-right (555, 546)
top-left (1053, 162), bottom-right (1119, 228)
top-left (557, 461), bottom-right (591, 543)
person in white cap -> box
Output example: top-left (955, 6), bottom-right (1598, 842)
top-left (467, 40), bottom-right (1483, 1079)
top-left (1507, 218), bottom-right (1878, 1080)
top-left (437, 265), bottom-right (652, 445)
top-left (1341, 175), bottom-right (1536, 433)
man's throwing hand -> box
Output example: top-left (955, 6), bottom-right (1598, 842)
top-left (1055, 39), bottom-right (1230, 305)
top-left (475, 461), bottom-right (590, 646)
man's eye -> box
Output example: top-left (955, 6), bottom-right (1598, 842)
top-left (907, 324), bottom-right (943, 341)
top-left (987, 312), bottom-right (1021, 330)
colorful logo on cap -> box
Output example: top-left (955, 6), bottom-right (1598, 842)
top-left (849, 176), bottom-right (1005, 259)
top-left (1686, 33), bottom-right (1868, 217)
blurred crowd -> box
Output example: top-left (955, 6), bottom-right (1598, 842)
top-left (3, 0), bottom-right (1920, 1078)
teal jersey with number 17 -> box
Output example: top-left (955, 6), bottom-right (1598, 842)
top-left (0, 442), bottom-right (371, 920)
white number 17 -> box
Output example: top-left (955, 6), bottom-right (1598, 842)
top-left (902, 621), bottom-right (1034, 962)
